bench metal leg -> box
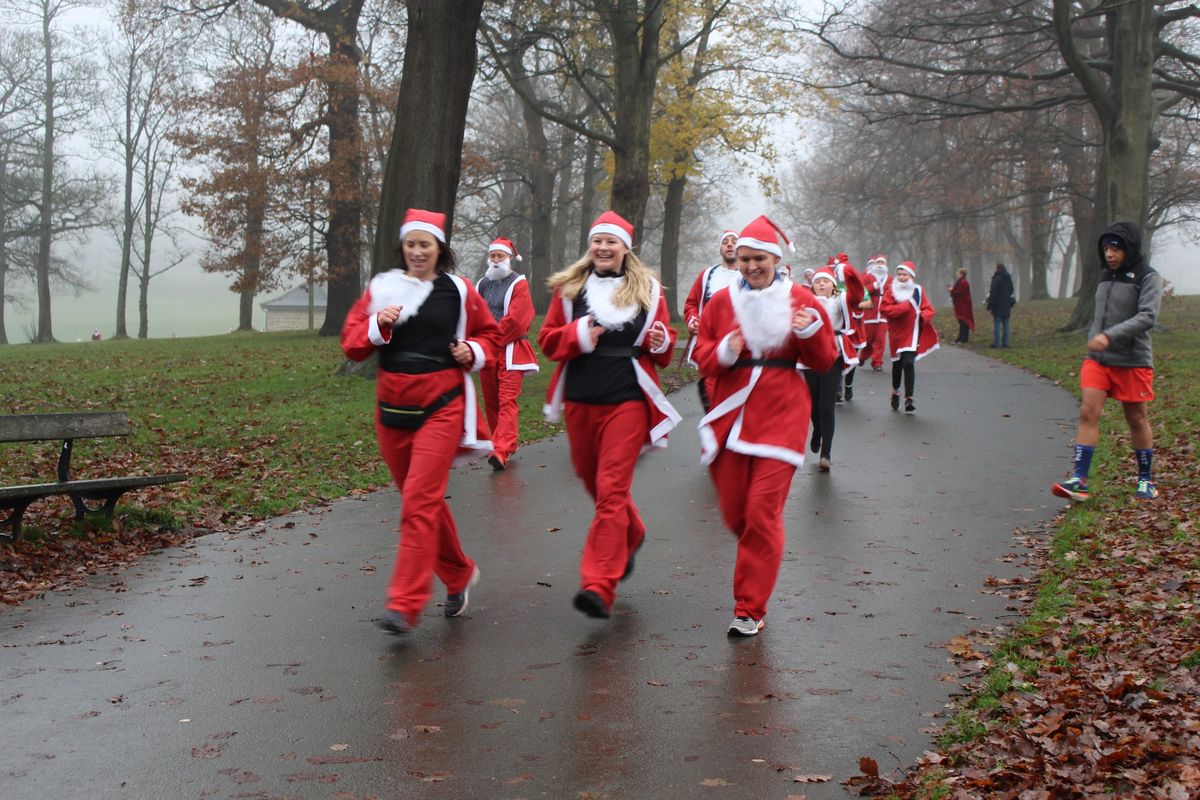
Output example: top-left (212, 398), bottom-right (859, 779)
top-left (0, 501), bottom-right (34, 541)
top-left (70, 492), bottom-right (123, 522)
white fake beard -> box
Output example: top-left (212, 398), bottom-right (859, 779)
top-left (585, 271), bottom-right (640, 330)
top-left (367, 270), bottom-right (435, 324)
top-left (485, 260), bottom-right (512, 281)
top-left (730, 277), bottom-right (794, 358)
top-left (891, 279), bottom-right (916, 304)
top-left (869, 266), bottom-right (889, 284)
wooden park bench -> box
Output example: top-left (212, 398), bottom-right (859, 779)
top-left (0, 412), bottom-right (187, 540)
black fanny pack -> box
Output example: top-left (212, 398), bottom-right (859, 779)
top-left (378, 385), bottom-right (464, 430)
top-left (732, 358), bottom-right (795, 369)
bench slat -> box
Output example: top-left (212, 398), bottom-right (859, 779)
top-left (0, 412), bottom-right (132, 442)
top-left (0, 474), bottom-right (187, 502)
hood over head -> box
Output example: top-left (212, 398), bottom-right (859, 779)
top-left (1097, 221), bottom-right (1145, 273)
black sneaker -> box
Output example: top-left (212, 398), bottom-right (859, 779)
top-left (905, 397), bottom-right (915, 413)
top-left (573, 589), bottom-right (612, 619)
top-left (890, 392), bottom-right (900, 410)
top-left (844, 385), bottom-right (853, 401)
top-left (487, 453), bottom-right (505, 471)
top-left (444, 566), bottom-right (480, 617)
top-left (377, 609), bottom-right (413, 635)
top-left (809, 429), bottom-right (821, 454)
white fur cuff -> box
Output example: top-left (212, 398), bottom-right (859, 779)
top-left (647, 321), bottom-right (670, 354)
top-left (466, 340), bottom-right (486, 372)
top-left (717, 333), bottom-right (739, 366)
top-left (368, 313), bottom-right (389, 346)
top-left (576, 316), bottom-right (596, 354)
top-left (793, 309), bottom-right (824, 339)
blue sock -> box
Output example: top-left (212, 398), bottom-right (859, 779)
top-left (1073, 444), bottom-right (1094, 482)
top-left (1135, 448), bottom-right (1153, 481)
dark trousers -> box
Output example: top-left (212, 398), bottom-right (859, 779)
top-left (891, 351), bottom-right (916, 398)
top-left (805, 357), bottom-right (843, 459)
top-left (956, 321), bottom-right (970, 343)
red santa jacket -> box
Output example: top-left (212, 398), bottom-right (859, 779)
top-left (539, 276), bottom-right (682, 448)
top-left (682, 264), bottom-right (740, 366)
top-left (693, 279), bottom-right (837, 467)
top-left (863, 273), bottom-right (890, 324)
top-left (880, 282), bottom-right (940, 361)
top-left (341, 270), bottom-right (502, 461)
top-left (477, 273), bottom-right (540, 372)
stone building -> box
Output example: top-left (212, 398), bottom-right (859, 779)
top-left (259, 284), bottom-right (327, 332)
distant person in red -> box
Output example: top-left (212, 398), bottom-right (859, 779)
top-left (475, 236), bottom-right (539, 470)
top-left (540, 211), bottom-right (681, 620)
top-left (880, 261), bottom-right (939, 413)
top-left (91, 329), bottom-right (102, 342)
top-left (341, 208), bottom-right (501, 636)
top-left (860, 255), bottom-right (890, 370)
top-left (693, 215), bottom-right (836, 637)
top-left (947, 267), bottom-right (975, 344)
top-left (683, 229), bottom-right (741, 412)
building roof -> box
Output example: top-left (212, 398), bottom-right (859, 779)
top-left (260, 284), bottom-right (328, 311)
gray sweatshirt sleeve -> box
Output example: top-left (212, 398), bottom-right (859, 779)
top-left (1102, 271), bottom-right (1162, 345)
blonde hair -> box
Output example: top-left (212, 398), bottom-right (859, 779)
top-left (547, 251), bottom-right (657, 310)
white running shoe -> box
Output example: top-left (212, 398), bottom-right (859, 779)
top-left (727, 616), bottom-right (764, 637)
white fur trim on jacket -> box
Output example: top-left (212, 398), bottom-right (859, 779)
top-left (367, 270), bottom-right (435, 323)
top-left (697, 366), bottom-right (807, 468)
top-left (501, 275), bottom-right (539, 372)
top-left (585, 272), bottom-right (641, 330)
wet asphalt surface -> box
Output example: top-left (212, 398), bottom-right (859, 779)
top-left (1, 344), bottom-right (1080, 799)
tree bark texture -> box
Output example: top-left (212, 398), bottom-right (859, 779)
top-left (659, 174), bottom-right (686, 321)
top-left (371, 0), bottom-right (485, 276)
top-left (35, 4), bottom-right (56, 343)
top-left (510, 50), bottom-right (555, 314)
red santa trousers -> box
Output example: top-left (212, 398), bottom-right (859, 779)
top-left (377, 397), bottom-right (477, 625)
top-left (862, 323), bottom-right (888, 369)
top-left (709, 450), bottom-right (796, 621)
top-left (479, 364), bottom-right (525, 462)
top-left (564, 399), bottom-right (649, 606)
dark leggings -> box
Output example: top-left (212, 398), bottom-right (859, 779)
top-left (891, 351), bottom-right (916, 398)
top-left (957, 321), bottom-right (970, 343)
top-left (805, 357), bottom-right (843, 458)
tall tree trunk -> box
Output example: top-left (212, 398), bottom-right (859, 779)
top-left (1027, 190), bottom-right (1051, 300)
top-left (577, 133), bottom-right (599, 254)
top-left (137, 162), bottom-right (154, 339)
top-left (317, 35), bottom-right (363, 336)
top-left (601, 0), bottom-right (662, 240)
top-left (115, 57), bottom-right (137, 340)
top-left (1057, 229), bottom-right (1077, 299)
top-left (34, 3), bottom-right (56, 343)
top-left (0, 151), bottom-right (9, 345)
top-left (371, 0), bottom-right (484, 275)
top-left (509, 52), bottom-right (554, 316)
top-left (549, 127), bottom-right (576, 309)
top-left (659, 174), bottom-right (686, 321)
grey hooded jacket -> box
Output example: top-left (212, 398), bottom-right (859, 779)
top-left (1088, 221), bottom-right (1162, 369)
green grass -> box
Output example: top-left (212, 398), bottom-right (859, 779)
top-left (1, 319), bottom-right (692, 534)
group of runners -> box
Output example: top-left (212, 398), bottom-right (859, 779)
top-left (340, 208), bottom-right (1164, 641)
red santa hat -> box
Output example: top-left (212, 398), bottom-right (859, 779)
top-left (399, 208), bottom-right (446, 243)
top-left (718, 229), bottom-right (739, 247)
top-left (488, 236), bottom-right (522, 261)
top-left (812, 266), bottom-right (837, 284)
top-left (588, 211), bottom-right (634, 249)
top-left (874, 254), bottom-right (888, 264)
top-left (836, 252), bottom-right (850, 264)
top-left (735, 215), bottom-right (795, 258)
top-left (896, 261), bottom-right (917, 278)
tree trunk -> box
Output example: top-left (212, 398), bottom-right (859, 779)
top-left (317, 36), bottom-right (363, 336)
top-left (34, 4), bottom-right (56, 343)
top-left (510, 52), bottom-right (554, 316)
top-left (115, 57), bottom-right (136, 340)
top-left (577, 133), bottom-right (599, 254)
top-left (601, 0), bottom-right (662, 240)
top-left (1057, 229), bottom-right (1076, 299)
top-left (1062, 150), bottom-right (1107, 330)
top-left (137, 160), bottom-right (154, 339)
top-left (549, 127), bottom-right (576, 308)
top-left (371, 0), bottom-right (484, 275)
top-left (0, 151), bottom-right (9, 345)
top-left (659, 174), bottom-right (686, 321)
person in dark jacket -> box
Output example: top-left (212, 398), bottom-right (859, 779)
top-left (985, 263), bottom-right (1015, 347)
top-left (1052, 221), bottom-right (1164, 503)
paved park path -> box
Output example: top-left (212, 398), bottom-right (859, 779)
top-left (1, 345), bottom-right (1079, 799)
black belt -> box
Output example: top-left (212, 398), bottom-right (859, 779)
top-left (379, 349), bottom-right (457, 373)
top-left (592, 346), bottom-right (639, 358)
top-left (732, 358), bottom-right (795, 369)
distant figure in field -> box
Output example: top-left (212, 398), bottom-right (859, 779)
top-left (340, 208), bottom-right (501, 636)
top-left (985, 263), bottom-right (1015, 348)
top-left (91, 329), bottom-right (102, 342)
top-left (1052, 221), bottom-right (1163, 503)
top-left (947, 267), bottom-right (975, 344)
top-left (475, 236), bottom-right (539, 471)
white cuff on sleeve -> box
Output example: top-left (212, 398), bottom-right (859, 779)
top-left (577, 316), bottom-right (596, 354)
top-left (717, 333), bottom-right (739, 367)
top-left (647, 321), bottom-right (670, 354)
top-left (793, 309), bottom-right (824, 340)
top-left (368, 313), bottom-right (389, 346)
top-left (465, 340), bottom-right (486, 372)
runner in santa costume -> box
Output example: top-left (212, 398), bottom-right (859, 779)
top-left (879, 260), bottom-right (939, 413)
top-left (341, 209), bottom-right (501, 635)
top-left (860, 255), bottom-right (891, 371)
top-left (539, 210), bottom-right (681, 620)
top-left (693, 215), bottom-right (837, 636)
top-left (828, 252), bottom-right (866, 401)
top-left (476, 236), bottom-right (539, 470)
top-left (804, 266), bottom-right (860, 471)
top-left (683, 229), bottom-right (741, 411)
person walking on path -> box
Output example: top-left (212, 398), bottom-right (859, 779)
top-left (341, 209), bottom-right (501, 635)
top-left (947, 267), bottom-right (975, 344)
top-left (475, 236), bottom-right (539, 471)
top-left (985, 263), bottom-right (1015, 348)
top-left (828, 252), bottom-right (865, 402)
top-left (1052, 221), bottom-right (1164, 503)
top-left (860, 255), bottom-right (890, 370)
top-left (539, 210), bottom-right (681, 620)
top-left (683, 229), bottom-right (742, 412)
top-left (805, 266), bottom-right (859, 471)
top-left (693, 215), bottom-right (836, 637)
top-left (880, 260), bottom-right (939, 413)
